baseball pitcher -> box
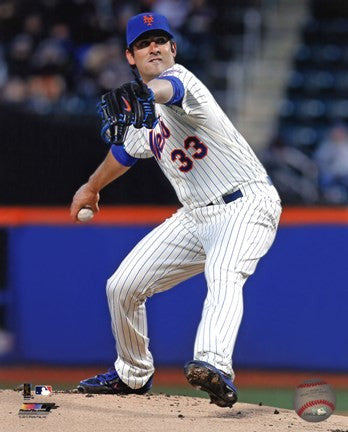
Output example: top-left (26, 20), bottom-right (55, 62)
top-left (70, 12), bottom-right (282, 408)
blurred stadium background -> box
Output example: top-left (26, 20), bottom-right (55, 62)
top-left (0, 0), bottom-right (347, 413)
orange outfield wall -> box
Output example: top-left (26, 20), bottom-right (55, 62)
top-left (0, 206), bottom-right (348, 226)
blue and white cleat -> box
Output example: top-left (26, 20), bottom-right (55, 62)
top-left (77, 367), bottom-right (153, 395)
top-left (184, 360), bottom-right (238, 408)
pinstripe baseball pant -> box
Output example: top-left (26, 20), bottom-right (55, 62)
top-left (106, 193), bottom-right (281, 389)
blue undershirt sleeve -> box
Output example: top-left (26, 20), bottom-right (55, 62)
top-left (157, 76), bottom-right (184, 107)
top-left (111, 145), bottom-right (138, 167)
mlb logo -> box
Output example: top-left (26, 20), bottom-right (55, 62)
top-left (35, 385), bottom-right (53, 396)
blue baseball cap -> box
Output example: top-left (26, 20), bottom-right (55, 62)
top-left (127, 12), bottom-right (174, 47)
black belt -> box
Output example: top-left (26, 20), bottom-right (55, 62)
top-left (207, 189), bottom-right (243, 206)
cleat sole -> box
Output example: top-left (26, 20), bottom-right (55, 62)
top-left (185, 363), bottom-right (237, 408)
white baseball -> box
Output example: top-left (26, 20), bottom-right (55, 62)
top-left (293, 378), bottom-right (336, 422)
top-left (77, 207), bottom-right (94, 222)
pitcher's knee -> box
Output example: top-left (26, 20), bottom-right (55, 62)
top-left (106, 272), bottom-right (145, 307)
top-left (106, 273), bottom-right (126, 303)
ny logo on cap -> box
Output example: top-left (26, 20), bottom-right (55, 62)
top-left (143, 15), bottom-right (154, 26)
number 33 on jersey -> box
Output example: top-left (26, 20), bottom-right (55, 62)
top-left (150, 119), bottom-right (208, 173)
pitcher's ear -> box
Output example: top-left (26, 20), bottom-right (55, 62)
top-left (170, 41), bottom-right (177, 56)
top-left (125, 48), bottom-right (136, 66)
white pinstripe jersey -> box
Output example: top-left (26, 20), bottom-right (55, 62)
top-left (123, 63), bottom-right (272, 209)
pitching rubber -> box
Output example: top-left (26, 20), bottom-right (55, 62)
top-left (77, 384), bottom-right (114, 394)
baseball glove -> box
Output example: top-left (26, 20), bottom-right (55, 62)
top-left (98, 78), bottom-right (159, 145)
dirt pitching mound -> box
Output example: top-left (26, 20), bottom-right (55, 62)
top-left (1, 389), bottom-right (348, 432)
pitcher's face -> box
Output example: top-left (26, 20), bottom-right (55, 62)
top-left (126, 32), bottom-right (176, 83)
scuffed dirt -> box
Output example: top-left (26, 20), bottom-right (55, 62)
top-left (1, 389), bottom-right (348, 432)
